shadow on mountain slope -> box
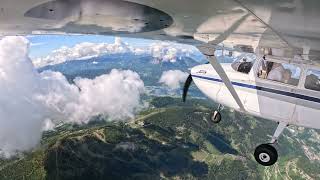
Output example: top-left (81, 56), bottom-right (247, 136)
top-left (44, 124), bottom-right (208, 180)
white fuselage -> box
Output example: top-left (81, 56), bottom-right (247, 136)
top-left (191, 58), bottom-right (320, 129)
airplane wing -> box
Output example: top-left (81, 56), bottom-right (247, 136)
top-left (1, 0), bottom-right (320, 63)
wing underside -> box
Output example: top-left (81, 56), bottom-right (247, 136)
top-left (1, 0), bottom-right (320, 63)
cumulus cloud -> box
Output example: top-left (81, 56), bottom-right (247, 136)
top-left (0, 36), bottom-right (144, 157)
top-left (37, 69), bottom-right (144, 124)
top-left (32, 38), bottom-right (131, 67)
top-left (0, 36), bottom-right (47, 158)
top-left (32, 37), bottom-right (197, 67)
top-left (30, 42), bottom-right (46, 47)
top-left (65, 69), bottom-right (145, 123)
top-left (42, 119), bottom-right (55, 131)
top-left (159, 70), bottom-right (189, 89)
top-left (148, 42), bottom-right (193, 63)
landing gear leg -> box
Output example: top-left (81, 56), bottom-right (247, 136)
top-left (254, 122), bottom-right (287, 166)
top-left (211, 104), bottom-right (223, 123)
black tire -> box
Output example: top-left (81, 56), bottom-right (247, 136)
top-left (211, 111), bottom-right (221, 123)
top-left (254, 144), bottom-right (278, 166)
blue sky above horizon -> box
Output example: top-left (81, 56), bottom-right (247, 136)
top-left (27, 35), bottom-right (159, 58)
top-left (27, 34), bottom-right (206, 68)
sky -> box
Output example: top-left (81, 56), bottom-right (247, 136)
top-left (27, 35), bottom-right (204, 68)
top-left (27, 35), bottom-right (159, 58)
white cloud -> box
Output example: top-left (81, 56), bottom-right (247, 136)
top-left (42, 119), bottom-right (55, 131)
top-left (159, 70), bottom-right (189, 89)
top-left (0, 36), bottom-right (145, 157)
top-left (148, 42), bottom-right (192, 63)
top-left (65, 69), bottom-right (145, 123)
top-left (0, 36), bottom-right (46, 158)
top-left (35, 69), bottom-right (145, 124)
top-left (32, 40), bottom-right (132, 67)
top-left (30, 42), bottom-right (46, 47)
top-left (32, 37), bottom-right (197, 67)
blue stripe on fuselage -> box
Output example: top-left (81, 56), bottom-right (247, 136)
top-left (191, 75), bottom-right (320, 104)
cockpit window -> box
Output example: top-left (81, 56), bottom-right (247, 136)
top-left (305, 69), bottom-right (320, 91)
top-left (257, 60), bottom-right (301, 86)
top-left (231, 55), bottom-right (255, 74)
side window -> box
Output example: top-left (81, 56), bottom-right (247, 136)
top-left (305, 69), bottom-right (320, 91)
top-left (257, 61), bottom-right (301, 86)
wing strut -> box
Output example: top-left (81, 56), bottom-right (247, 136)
top-left (197, 44), bottom-right (245, 111)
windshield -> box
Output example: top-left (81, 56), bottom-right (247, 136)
top-left (230, 53), bottom-right (256, 74)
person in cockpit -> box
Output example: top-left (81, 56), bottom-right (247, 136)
top-left (267, 62), bottom-right (286, 82)
top-left (282, 69), bottom-right (292, 84)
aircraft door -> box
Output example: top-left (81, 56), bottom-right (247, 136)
top-left (245, 60), bottom-right (301, 122)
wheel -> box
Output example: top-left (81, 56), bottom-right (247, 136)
top-left (254, 144), bottom-right (278, 166)
top-left (211, 111), bottom-right (221, 123)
